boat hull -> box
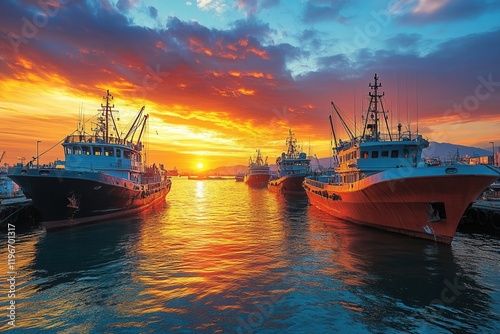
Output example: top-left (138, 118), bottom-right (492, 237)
top-left (245, 173), bottom-right (271, 187)
top-left (304, 165), bottom-right (500, 243)
top-left (268, 174), bottom-right (307, 194)
top-left (8, 167), bottom-right (171, 230)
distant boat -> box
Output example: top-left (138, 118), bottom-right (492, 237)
top-left (8, 90), bottom-right (172, 230)
top-left (0, 162), bottom-right (25, 202)
top-left (168, 167), bottom-right (179, 176)
top-left (268, 129), bottom-right (311, 194)
top-left (303, 74), bottom-right (500, 244)
top-left (473, 176), bottom-right (500, 208)
top-left (244, 149), bottom-right (271, 187)
top-left (235, 173), bottom-right (245, 182)
top-left (188, 175), bottom-right (208, 180)
top-left (1, 158), bottom-right (35, 226)
top-left (188, 175), bottom-right (228, 180)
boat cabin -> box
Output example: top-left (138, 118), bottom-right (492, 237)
top-left (62, 135), bottom-right (143, 180)
top-left (278, 152), bottom-right (311, 175)
top-left (334, 135), bottom-right (429, 184)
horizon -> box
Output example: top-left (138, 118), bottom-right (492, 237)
top-left (1, 0), bottom-right (500, 171)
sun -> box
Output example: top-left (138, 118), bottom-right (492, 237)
top-left (197, 162), bottom-right (203, 169)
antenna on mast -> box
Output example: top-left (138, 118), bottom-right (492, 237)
top-left (405, 72), bottom-right (411, 140)
top-left (416, 73), bottom-right (419, 136)
top-left (363, 73), bottom-right (388, 141)
top-left (354, 85), bottom-right (357, 138)
top-left (100, 90), bottom-right (121, 143)
top-left (77, 103), bottom-right (85, 134)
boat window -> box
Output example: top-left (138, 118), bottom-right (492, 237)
top-left (104, 147), bottom-right (114, 157)
top-left (74, 146), bottom-right (82, 155)
top-left (116, 149), bottom-right (121, 158)
top-left (124, 150), bottom-right (132, 159)
top-left (65, 147), bottom-right (72, 155)
top-left (371, 151), bottom-right (379, 158)
top-left (361, 151), bottom-right (369, 158)
top-left (82, 146), bottom-right (90, 155)
top-left (391, 150), bottom-right (399, 158)
top-left (403, 148), bottom-right (409, 158)
top-left (93, 147), bottom-right (102, 156)
top-left (381, 151), bottom-right (389, 158)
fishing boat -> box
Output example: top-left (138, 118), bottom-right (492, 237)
top-left (303, 74), bottom-right (500, 243)
top-left (268, 129), bottom-right (311, 194)
top-left (8, 90), bottom-right (172, 230)
top-left (167, 167), bottom-right (179, 176)
top-left (1, 162), bottom-right (34, 227)
top-left (244, 149), bottom-right (271, 187)
top-left (1, 160), bottom-right (25, 203)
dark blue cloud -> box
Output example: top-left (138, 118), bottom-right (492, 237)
top-left (116, 0), bottom-right (137, 13)
top-left (383, 33), bottom-right (422, 53)
top-left (302, 0), bottom-right (355, 24)
top-left (148, 6), bottom-right (158, 19)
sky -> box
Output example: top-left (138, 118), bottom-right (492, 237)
top-left (1, 0), bottom-right (499, 171)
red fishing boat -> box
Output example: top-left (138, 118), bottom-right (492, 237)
top-left (244, 149), bottom-right (271, 187)
top-left (303, 74), bottom-right (500, 243)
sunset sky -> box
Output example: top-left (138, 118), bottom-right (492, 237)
top-left (1, 0), bottom-right (499, 171)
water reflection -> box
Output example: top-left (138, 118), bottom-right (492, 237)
top-left (0, 178), bottom-right (498, 333)
top-left (120, 179), bottom-right (293, 332)
top-left (304, 205), bottom-right (499, 333)
top-left (0, 219), bottom-right (144, 332)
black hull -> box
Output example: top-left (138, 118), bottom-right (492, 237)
top-left (8, 168), bottom-right (171, 229)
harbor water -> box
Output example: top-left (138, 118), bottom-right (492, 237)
top-left (1, 178), bottom-right (499, 333)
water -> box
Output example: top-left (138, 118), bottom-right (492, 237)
top-left (1, 178), bottom-right (499, 333)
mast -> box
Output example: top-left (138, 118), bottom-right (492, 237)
top-left (363, 73), bottom-right (391, 141)
top-left (102, 90), bottom-right (112, 143)
top-left (286, 128), bottom-right (298, 158)
top-left (77, 103), bottom-right (85, 135)
top-left (100, 90), bottom-right (120, 143)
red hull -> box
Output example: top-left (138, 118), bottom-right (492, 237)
top-left (245, 173), bottom-right (271, 187)
top-left (304, 166), bottom-right (499, 243)
top-left (268, 174), bottom-right (306, 194)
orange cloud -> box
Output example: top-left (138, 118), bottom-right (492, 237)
top-left (247, 47), bottom-right (269, 59)
top-left (237, 88), bottom-right (255, 95)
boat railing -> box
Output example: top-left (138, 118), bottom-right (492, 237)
top-left (64, 135), bottom-right (135, 148)
top-left (305, 178), bottom-right (326, 189)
